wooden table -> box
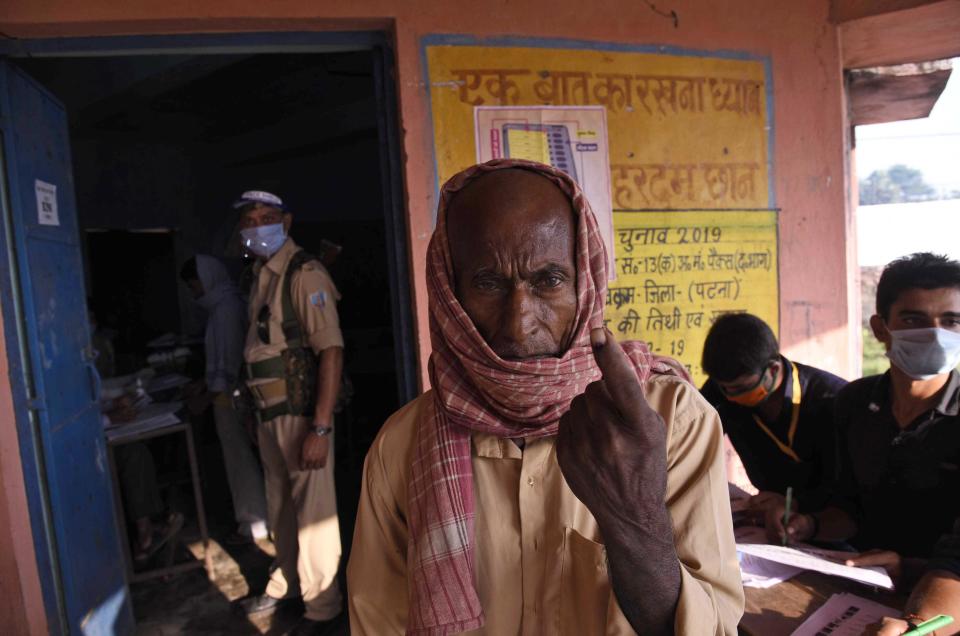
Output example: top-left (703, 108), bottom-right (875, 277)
top-left (740, 571), bottom-right (906, 635)
top-left (105, 404), bottom-right (212, 583)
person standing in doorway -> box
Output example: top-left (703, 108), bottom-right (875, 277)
top-left (180, 255), bottom-right (268, 543)
top-left (234, 191), bottom-right (344, 636)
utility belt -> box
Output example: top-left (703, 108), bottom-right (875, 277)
top-left (246, 347), bottom-right (318, 423)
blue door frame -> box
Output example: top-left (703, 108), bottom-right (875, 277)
top-left (0, 29), bottom-right (415, 633)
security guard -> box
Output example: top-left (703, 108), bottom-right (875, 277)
top-left (234, 190), bottom-right (343, 635)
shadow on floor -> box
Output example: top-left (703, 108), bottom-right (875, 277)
top-left (131, 531), bottom-right (347, 635)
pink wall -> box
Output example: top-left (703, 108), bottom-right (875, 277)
top-left (0, 315), bottom-right (48, 635)
top-left (0, 0), bottom-right (859, 388)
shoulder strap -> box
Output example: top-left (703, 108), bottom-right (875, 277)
top-left (280, 249), bottom-right (317, 349)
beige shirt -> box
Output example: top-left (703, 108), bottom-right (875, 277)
top-left (348, 375), bottom-right (744, 635)
top-left (244, 238), bottom-right (343, 368)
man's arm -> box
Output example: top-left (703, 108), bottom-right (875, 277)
top-left (300, 345), bottom-right (342, 470)
top-left (313, 345), bottom-right (343, 425)
top-left (866, 571), bottom-right (960, 636)
top-left (557, 329), bottom-right (742, 635)
top-left (601, 481), bottom-right (681, 636)
top-left (292, 265), bottom-right (344, 470)
top-left (347, 417), bottom-right (411, 635)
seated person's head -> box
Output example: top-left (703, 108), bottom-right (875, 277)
top-left (445, 168), bottom-right (577, 361)
top-left (870, 252), bottom-right (960, 379)
top-left (702, 313), bottom-right (781, 406)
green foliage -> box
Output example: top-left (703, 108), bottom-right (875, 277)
top-left (859, 164), bottom-right (937, 205)
top-left (861, 327), bottom-right (889, 377)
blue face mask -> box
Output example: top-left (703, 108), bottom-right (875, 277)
top-left (241, 223), bottom-right (286, 259)
top-left (887, 327), bottom-right (960, 380)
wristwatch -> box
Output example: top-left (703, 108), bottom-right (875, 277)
top-left (311, 424), bottom-right (333, 438)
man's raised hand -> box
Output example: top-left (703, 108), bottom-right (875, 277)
top-left (557, 328), bottom-right (669, 526)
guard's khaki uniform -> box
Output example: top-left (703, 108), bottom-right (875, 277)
top-left (244, 238), bottom-right (343, 621)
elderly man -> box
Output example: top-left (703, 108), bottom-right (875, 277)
top-left (347, 160), bottom-right (743, 635)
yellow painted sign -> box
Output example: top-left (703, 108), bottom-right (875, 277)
top-left (606, 210), bottom-right (778, 382)
top-left (425, 41), bottom-right (778, 381)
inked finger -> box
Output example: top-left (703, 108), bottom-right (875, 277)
top-left (590, 328), bottom-right (645, 416)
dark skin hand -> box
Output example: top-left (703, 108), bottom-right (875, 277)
top-left (557, 328), bottom-right (680, 635)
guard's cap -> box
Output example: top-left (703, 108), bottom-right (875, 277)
top-left (232, 190), bottom-right (288, 211)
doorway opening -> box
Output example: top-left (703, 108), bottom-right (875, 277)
top-left (851, 57), bottom-right (959, 375)
top-left (12, 43), bottom-right (412, 632)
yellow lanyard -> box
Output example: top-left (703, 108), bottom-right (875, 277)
top-left (751, 364), bottom-right (802, 463)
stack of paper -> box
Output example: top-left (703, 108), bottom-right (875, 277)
top-left (736, 543), bottom-right (894, 590)
top-left (104, 402), bottom-right (183, 441)
top-left (790, 592), bottom-right (898, 636)
top-left (739, 551), bottom-right (804, 588)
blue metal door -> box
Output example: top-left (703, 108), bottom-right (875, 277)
top-left (0, 62), bottom-right (134, 635)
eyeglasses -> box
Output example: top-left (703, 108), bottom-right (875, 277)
top-left (718, 364), bottom-right (771, 397)
top-left (257, 304), bottom-right (271, 344)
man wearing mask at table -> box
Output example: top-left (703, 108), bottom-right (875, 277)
top-left (773, 253), bottom-right (960, 565)
top-left (234, 190), bottom-right (344, 636)
top-left (700, 313), bottom-right (847, 525)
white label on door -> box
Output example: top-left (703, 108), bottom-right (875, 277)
top-left (35, 179), bottom-right (60, 226)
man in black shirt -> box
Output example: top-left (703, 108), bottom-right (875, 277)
top-left (775, 253), bottom-right (960, 562)
top-left (700, 313), bottom-right (847, 520)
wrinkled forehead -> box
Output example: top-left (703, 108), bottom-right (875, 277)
top-left (445, 169), bottom-right (576, 244)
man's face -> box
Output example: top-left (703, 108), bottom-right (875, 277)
top-left (238, 204), bottom-right (291, 232)
top-left (714, 360), bottom-right (783, 399)
top-left (447, 170), bottom-right (578, 360)
top-left (870, 286), bottom-right (960, 349)
top-left (715, 362), bottom-right (776, 399)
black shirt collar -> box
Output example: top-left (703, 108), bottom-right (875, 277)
top-left (867, 370), bottom-right (960, 418)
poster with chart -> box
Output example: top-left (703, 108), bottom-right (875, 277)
top-left (425, 38), bottom-right (778, 382)
top-left (474, 105), bottom-right (614, 273)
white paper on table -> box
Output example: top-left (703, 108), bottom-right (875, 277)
top-left (790, 592), bottom-right (898, 636)
top-left (738, 551), bottom-right (803, 588)
top-left (104, 402), bottom-right (183, 439)
top-left (736, 543), bottom-right (894, 590)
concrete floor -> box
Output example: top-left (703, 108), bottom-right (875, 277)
top-left (131, 534), bottom-right (348, 636)
top-left (126, 409), bottom-right (364, 636)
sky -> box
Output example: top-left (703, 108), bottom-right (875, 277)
top-left (856, 57), bottom-right (960, 266)
top-left (856, 58), bottom-right (960, 198)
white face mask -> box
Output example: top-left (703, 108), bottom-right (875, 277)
top-left (886, 327), bottom-right (960, 380)
top-left (240, 223), bottom-right (286, 259)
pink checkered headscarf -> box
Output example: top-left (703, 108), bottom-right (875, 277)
top-left (407, 159), bottom-right (689, 635)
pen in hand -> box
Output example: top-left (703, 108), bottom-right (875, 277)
top-left (903, 614), bottom-right (954, 636)
top-left (781, 486), bottom-right (793, 546)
